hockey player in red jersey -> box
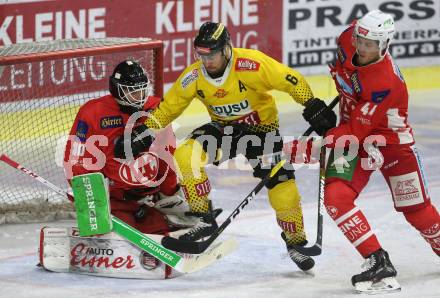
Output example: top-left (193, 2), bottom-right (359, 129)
top-left (303, 10), bottom-right (440, 293)
top-left (64, 60), bottom-right (195, 240)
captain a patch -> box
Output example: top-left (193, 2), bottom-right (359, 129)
top-left (371, 90), bottom-right (390, 104)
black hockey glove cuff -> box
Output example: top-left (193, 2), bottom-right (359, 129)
top-left (114, 124), bottom-right (155, 159)
top-left (302, 98), bottom-right (337, 136)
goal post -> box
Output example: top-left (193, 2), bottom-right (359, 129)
top-left (0, 38), bottom-right (164, 224)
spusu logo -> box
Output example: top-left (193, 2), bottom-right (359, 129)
top-left (119, 152), bottom-right (159, 186)
top-left (209, 99), bottom-right (251, 117)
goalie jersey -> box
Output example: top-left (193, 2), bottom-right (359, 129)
top-left (146, 47), bottom-right (314, 132)
top-left (64, 95), bottom-right (177, 209)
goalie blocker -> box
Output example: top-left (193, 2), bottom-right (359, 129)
top-left (71, 173), bottom-right (112, 236)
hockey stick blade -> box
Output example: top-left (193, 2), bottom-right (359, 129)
top-left (288, 243), bottom-right (322, 256)
top-left (288, 145), bottom-right (327, 256)
top-left (161, 160), bottom-right (286, 254)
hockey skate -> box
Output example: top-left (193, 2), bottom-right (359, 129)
top-left (178, 207), bottom-right (222, 241)
top-left (352, 248), bottom-right (401, 294)
top-left (281, 232), bottom-right (315, 272)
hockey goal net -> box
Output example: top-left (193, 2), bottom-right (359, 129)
top-left (0, 38), bottom-right (163, 224)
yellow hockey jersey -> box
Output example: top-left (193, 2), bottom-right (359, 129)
top-left (146, 48), bottom-right (314, 132)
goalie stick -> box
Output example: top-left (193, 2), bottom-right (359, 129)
top-left (0, 154), bottom-right (236, 273)
top-left (162, 96), bottom-right (340, 254)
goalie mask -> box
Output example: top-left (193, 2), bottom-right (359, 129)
top-left (353, 10), bottom-right (395, 57)
top-left (109, 60), bottom-right (152, 110)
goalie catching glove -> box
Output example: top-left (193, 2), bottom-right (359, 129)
top-left (302, 98), bottom-right (337, 136)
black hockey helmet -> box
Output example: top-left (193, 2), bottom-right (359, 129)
top-left (193, 22), bottom-right (231, 55)
top-left (109, 60), bottom-right (152, 109)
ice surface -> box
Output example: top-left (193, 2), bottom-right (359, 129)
top-left (1, 90), bottom-right (439, 298)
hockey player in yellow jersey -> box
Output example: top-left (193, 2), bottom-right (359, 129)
top-left (114, 22), bottom-right (337, 272)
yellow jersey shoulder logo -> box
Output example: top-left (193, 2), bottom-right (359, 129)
top-left (181, 69), bottom-right (199, 89)
top-left (235, 58), bottom-right (260, 71)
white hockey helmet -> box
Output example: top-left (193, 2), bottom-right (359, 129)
top-left (354, 10), bottom-right (395, 56)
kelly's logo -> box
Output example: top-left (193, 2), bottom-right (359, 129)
top-left (100, 116), bottom-right (123, 129)
top-left (235, 58), bottom-right (260, 71)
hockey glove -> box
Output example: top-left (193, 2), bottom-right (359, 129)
top-left (302, 98), bottom-right (337, 136)
top-left (114, 124), bottom-right (154, 159)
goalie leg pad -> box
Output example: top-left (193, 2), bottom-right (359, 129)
top-left (39, 227), bottom-right (182, 279)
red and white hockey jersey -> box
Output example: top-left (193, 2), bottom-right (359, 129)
top-left (64, 95), bottom-right (177, 208)
top-left (326, 24), bottom-right (414, 147)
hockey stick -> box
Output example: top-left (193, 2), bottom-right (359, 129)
top-left (162, 159), bottom-right (287, 254)
top-left (287, 145), bottom-right (326, 256)
top-left (162, 96), bottom-right (340, 254)
top-left (0, 154), bottom-right (236, 273)
top-left (285, 96), bottom-right (339, 256)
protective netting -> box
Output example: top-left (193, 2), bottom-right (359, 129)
top-left (0, 38), bottom-right (153, 57)
top-left (0, 38), bottom-right (162, 224)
